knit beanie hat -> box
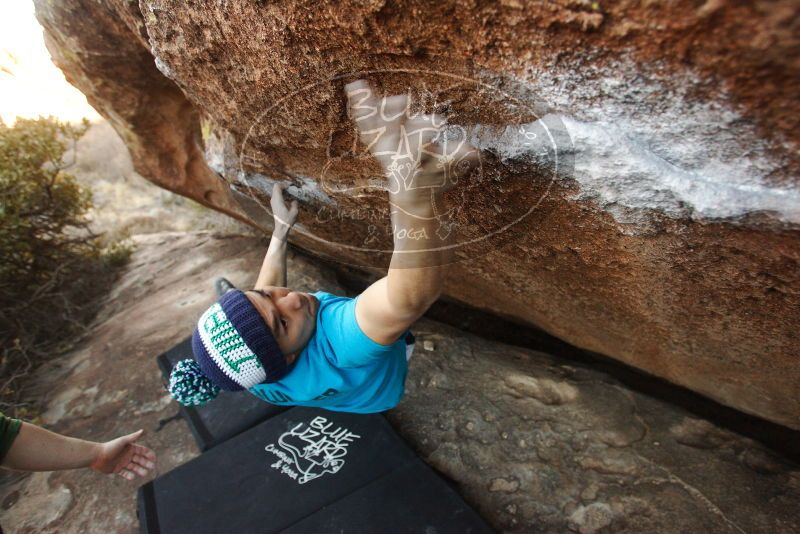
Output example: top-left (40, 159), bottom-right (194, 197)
top-left (168, 289), bottom-right (286, 406)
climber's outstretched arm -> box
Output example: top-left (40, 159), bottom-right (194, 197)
top-left (345, 80), bottom-right (458, 345)
top-left (255, 183), bottom-right (298, 289)
top-left (356, 200), bottom-right (447, 345)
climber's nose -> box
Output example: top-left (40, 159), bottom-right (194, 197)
top-left (283, 291), bottom-right (304, 311)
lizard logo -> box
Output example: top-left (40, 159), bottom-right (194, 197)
top-left (264, 416), bottom-right (361, 484)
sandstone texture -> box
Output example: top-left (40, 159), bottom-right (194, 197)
top-left (1, 232), bottom-right (797, 533)
top-left (33, 0), bottom-right (800, 429)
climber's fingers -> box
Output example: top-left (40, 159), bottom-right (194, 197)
top-left (344, 80), bottom-right (477, 186)
top-left (405, 113), bottom-right (445, 157)
top-left (378, 94), bottom-right (409, 128)
top-left (364, 95), bottom-right (404, 156)
top-left (346, 80), bottom-right (399, 160)
top-left (345, 80), bottom-right (380, 127)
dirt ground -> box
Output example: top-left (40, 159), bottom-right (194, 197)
top-left (0, 229), bottom-right (348, 532)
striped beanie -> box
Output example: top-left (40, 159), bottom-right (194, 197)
top-left (168, 290), bottom-right (286, 406)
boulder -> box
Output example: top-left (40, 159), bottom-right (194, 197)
top-left (34, 0), bottom-right (800, 429)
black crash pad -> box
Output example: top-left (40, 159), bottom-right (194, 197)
top-left (157, 337), bottom-right (287, 451)
top-left (281, 458), bottom-right (493, 533)
top-left (138, 407), bottom-right (420, 533)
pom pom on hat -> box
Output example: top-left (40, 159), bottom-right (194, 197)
top-left (169, 289), bottom-right (286, 407)
top-left (169, 359), bottom-right (220, 406)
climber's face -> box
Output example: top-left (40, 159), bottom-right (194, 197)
top-left (244, 287), bottom-right (318, 365)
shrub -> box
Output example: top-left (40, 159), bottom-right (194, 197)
top-left (0, 116), bottom-right (130, 417)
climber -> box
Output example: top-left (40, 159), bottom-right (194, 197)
top-left (168, 80), bottom-right (477, 413)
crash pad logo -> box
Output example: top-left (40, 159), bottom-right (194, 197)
top-left (264, 416), bottom-right (361, 484)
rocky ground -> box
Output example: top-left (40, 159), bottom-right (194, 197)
top-left (0, 231), bottom-right (797, 533)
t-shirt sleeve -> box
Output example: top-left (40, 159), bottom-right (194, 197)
top-left (321, 294), bottom-right (401, 368)
top-left (0, 412), bottom-right (22, 464)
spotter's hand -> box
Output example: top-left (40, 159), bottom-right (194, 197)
top-left (89, 429), bottom-right (156, 481)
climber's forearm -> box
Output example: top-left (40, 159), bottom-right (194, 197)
top-left (2, 422), bottom-right (100, 472)
top-left (353, 189), bottom-right (450, 345)
top-left (255, 229), bottom-right (290, 289)
top-left (385, 264), bottom-right (443, 319)
top-left (385, 191), bottom-right (448, 314)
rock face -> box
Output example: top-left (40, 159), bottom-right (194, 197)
top-left (1, 232), bottom-right (797, 532)
top-left (34, 0), bottom-right (800, 429)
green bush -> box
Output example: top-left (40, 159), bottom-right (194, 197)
top-left (0, 116), bottom-right (130, 417)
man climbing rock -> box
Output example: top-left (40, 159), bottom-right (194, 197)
top-left (168, 80), bottom-right (477, 413)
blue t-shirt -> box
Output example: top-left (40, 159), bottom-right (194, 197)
top-left (249, 291), bottom-right (409, 414)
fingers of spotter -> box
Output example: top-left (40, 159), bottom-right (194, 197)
top-left (133, 444), bottom-right (156, 461)
top-left (133, 452), bottom-right (156, 470)
top-left (130, 464), bottom-right (149, 477)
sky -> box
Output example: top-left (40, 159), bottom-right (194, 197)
top-left (0, 1), bottom-right (100, 124)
